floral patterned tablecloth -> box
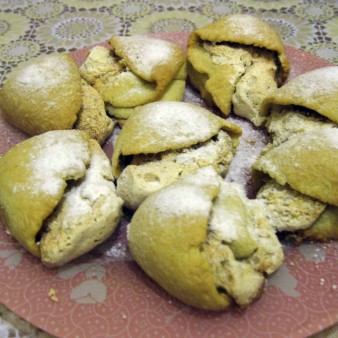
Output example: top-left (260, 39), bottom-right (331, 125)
top-left (0, 1), bottom-right (337, 337)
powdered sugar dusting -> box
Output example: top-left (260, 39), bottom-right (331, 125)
top-left (282, 66), bottom-right (338, 96)
top-left (51, 142), bottom-right (120, 221)
top-left (28, 131), bottom-right (90, 196)
top-left (16, 54), bottom-right (74, 90)
top-left (152, 184), bottom-right (212, 218)
top-left (115, 37), bottom-right (178, 79)
top-left (209, 183), bottom-right (247, 241)
top-left (134, 101), bottom-right (220, 146)
top-left (225, 116), bottom-right (268, 197)
top-left (180, 166), bottom-right (222, 189)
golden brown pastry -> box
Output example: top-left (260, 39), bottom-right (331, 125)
top-left (0, 53), bottom-right (115, 143)
top-left (187, 14), bottom-right (290, 126)
top-left (0, 130), bottom-right (123, 267)
top-left (253, 127), bottom-right (338, 207)
top-left (111, 101), bottom-right (242, 209)
top-left (0, 53), bottom-right (82, 135)
top-left (80, 37), bottom-right (186, 121)
top-left (128, 167), bottom-right (284, 310)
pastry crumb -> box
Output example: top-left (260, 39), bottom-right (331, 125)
top-left (48, 288), bottom-right (59, 302)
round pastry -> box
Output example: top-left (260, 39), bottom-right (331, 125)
top-left (0, 130), bottom-right (124, 267)
top-left (112, 101), bottom-right (242, 209)
top-left (128, 167), bottom-right (284, 310)
top-left (0, 53), bottom-right (83, 135)
top-left (80, 36), bottom-right (187, 121)
top-left (187, 14), bottom-right (290, 126)
top-left (0, 53), bottom-right (115, 144)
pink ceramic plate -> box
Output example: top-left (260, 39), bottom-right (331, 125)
top-left (0, 32), bottom-right (337, 338)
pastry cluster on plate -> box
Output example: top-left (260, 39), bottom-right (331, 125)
top-left (0, 14), bottom-right (337, 310)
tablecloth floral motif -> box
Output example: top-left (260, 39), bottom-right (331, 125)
top-left (0, 1), bottom-right (337, 337)
top-left (0, 0), bottom-right (337, 85)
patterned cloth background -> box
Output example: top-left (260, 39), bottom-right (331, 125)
top-left (0, 0), bottom-right (337, 85)
top-left (0, 0), bottom-right (337, 337)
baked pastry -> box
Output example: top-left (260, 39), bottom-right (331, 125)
top-left (75, 79), bottom-right (115, 144)
top-left (128, 167), bottom-right (284, 310)
top-left (0, 130), bottom-right (123, 267)
top-left (0, 53), bottom-right (82, 135)
top-left (261, 66), bottom-right (338, 146)
top-left (112, 101), bottom-right (242, 209)
top-left (253, 128), bottom-right (338, 240)
top-left (79, 36), bottom-right (186, 121)
top-left (290, 206), bottom-right (338, 243)
top-left (252, 66), bottom-right (338, 241)
top-left (0, 53), bottom-right (115, 144)
top-left (187, 14), bottom-right (290, 126)
top-left (254, 127), bottom-right (338, 206)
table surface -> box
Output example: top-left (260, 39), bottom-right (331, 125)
top-left (0, 1), bottom-right (337, 337)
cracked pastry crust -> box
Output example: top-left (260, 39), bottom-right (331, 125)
top-left (0, 130), bottom-right (123, 266)
top-left (128, 167), bottom-right (283, 310)
top-left (253, 127), bottom-right (338, 207)
top-left (187, 14), bottom-right (290, 126)
top-left (0, 53), bottom-right (82, 136)
top-left (111, 101), bottom-right (242, 209)
top-left (79, 37), bottom-right (186, 121)
top-left (75, 79), bottom-right (115, 144)
top-left (260, 66), bottom-right (338, 124)
top-left (253, 67), bottom-right (338, 241)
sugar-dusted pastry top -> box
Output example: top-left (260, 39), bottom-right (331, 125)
top-left (112, 101), bottom-right (241, 176)
top-left (253, 127), bottom-right (338, 207)
top-left (128, 167), bottom-right (283, 310)
top-left (110, 36), bottom-right (185, 86)
top-left (260, 66), bottom-right (338, 124)
top-left (0, 130), bottom-right (123, 266)
top-left (0, 53), bottom-right (82, 135)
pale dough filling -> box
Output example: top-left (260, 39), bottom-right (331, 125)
top-left (204, 42), bottom-right (277, 126)
top-left (117, 130), bottom-right (234, 209)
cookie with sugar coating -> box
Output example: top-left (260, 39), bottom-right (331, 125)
top-left (128, 167), bottom-right (284, 310)
top-left (80, 36), bottom-right (186, 121)
top-left (253, 127), bottom-right (338, 207)
top-left (260, 66), bottom-right (338, 124)
top-left (0, 53), bottom-right (82, 135)
top-left (0, 130), bottom-right (123, 267)
top-left (187, 14), bottom-right (290, 126)
top-left (112, 101), bottom-right (242, 209)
